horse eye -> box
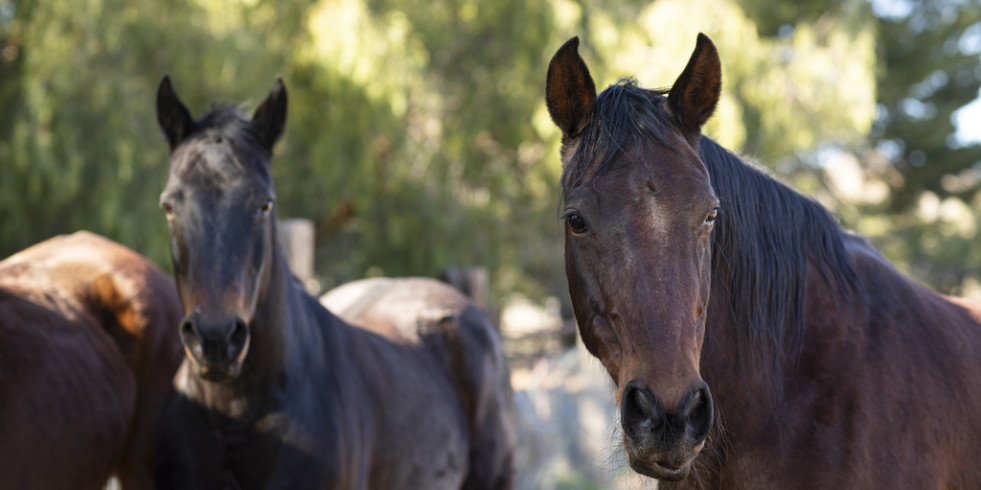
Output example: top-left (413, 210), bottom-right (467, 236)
top-left (259, 200), bottom-right (275, 215)
top-left (566, 213), bottom-right (588, 234)
top-left (705, 207), bottom-right (720, 226)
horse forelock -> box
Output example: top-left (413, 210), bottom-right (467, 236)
top-left (560, 79), bottom-right (674, 200)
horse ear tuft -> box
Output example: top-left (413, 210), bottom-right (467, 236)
top-left (252, 76), bottom-right (288, 153)
top-left (546, 37), bottom-right (597, 138)
top-left (667, 33), bottom-right (722, 133)
top-left (156, 76), bottom-right (196, 151)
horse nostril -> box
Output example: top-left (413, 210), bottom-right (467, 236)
top-left (621, 382), bottom-right (662, 441)
top-left (179, 318), bottom-right (203, 357)
top-left (684, 385), bottom-right (714, 443)
top-left (226, 318), bottom-right (249, 358)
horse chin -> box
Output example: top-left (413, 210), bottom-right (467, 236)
top-left (628, 457), bottom-right (692, 482)
top-left (192, 359), bottom-right (244, 382)
top-left (624, 442), bottom-right (698, 482)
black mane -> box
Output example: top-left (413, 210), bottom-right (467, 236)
top-left (562, 79), bottom-right (674, 192)
top-left (562, 79), bottom-right (866, 396)
top-left (701, 138), bottom-right (865, 388)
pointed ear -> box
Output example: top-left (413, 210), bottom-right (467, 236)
top-left (667, 33), bottom-right (722, 133)
top-left (252, 76), bottom-right (288, 152)
top-left (156, 76), bottom-right (196, 150)
top-left (546, 37), bottom-right (597, 138)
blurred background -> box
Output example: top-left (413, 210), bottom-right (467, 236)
top-left (1, 0), bottom-right (980, 488)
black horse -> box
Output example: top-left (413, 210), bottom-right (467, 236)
top-left (154, 77), bottom-right (515, 489)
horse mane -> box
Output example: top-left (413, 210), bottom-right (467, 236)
top-left (562, 78), bottom-right (675, 193)
top-left (563, 79), bottom-right (866, 400)
top-left (700, 138), bottom-right (865, 394)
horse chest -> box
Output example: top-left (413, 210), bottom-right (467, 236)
top-left (190, 410), bottom-right (342, 489)
top-left (220, 408), bottom-right (465, 490)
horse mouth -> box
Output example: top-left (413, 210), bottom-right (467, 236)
top-left (192, 360), bottom-right (243, 382)
top-left (624, 440), bottom-right (700, 482)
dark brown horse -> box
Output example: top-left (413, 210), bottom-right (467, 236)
top-left (154, 77), bottom-right (515, 489)
top-left (0, 231), bottom-right (183, 490)
top-left (546, 34), bottom-right (981, 488)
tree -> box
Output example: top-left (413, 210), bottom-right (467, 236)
top-left (0, 0), bottom-right (883, 307)
top-left (736, 0), bottom-right (981, 295)
top-left (866, 0), bottom-right (981, 293)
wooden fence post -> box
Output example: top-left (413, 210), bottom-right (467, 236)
top-left (277, 218), bottom-right (316, 293)
top-left (439, 266), bottom-right (490, 311)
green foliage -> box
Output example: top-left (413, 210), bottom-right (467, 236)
top-left (875, 0), bottom-right (981, 213)
top-left (2, 0), bottom-right (975, 302)
top-left (574, 0), bottom-right (877, 166)
top-left (0, 0), bottom-right (314, 269)
top-left (836, 0), bottom-right (981, 294)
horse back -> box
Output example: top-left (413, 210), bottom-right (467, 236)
top-left (0, 231), bottom-right (182, 489)
top-left (322, 277), bottom-right (516, 489)
top-left (0, 232), bottom-right (182, 364)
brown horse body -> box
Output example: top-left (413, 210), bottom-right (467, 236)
top-left (153, 78), bottom-right (515, 489)
top-left (0, 231), bottom-right (182, 489)
top-left (546, 35), bottom-right (981, 488)
top-left (321, 277), bottom-right (516, 489)
top-left (698, 234), bottom-right (981, 488)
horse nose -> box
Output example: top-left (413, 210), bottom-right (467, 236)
top-left (621, 380), bottom-right (713, 446)
top-left (179, 314), bottom-right (250, 363)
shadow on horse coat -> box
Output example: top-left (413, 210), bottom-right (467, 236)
top-left (154, 77), bottom-right (515, 489)
top-left (0, 231), bottom-right (183, 489)
top-left (546, 34), bottom-right (981, 488)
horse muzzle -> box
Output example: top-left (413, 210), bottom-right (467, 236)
top-left (179, 313), bottom-right (251, 382)
top-left (619, 379), bottom-right (713, 481)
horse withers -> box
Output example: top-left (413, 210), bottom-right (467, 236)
top-left (0, 231), bottom-right (183, 489)
top-left (153, 77), bottom-right (515, 489)
top-left (546, 34), bottom-right (981, 487)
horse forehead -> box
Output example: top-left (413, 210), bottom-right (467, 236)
top-left (585, 151), bottom-right (709, 205)
top-left (169, 142), bottom-right (270, 192)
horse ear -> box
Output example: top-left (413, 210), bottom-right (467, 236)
top-left (546, 37), bottom-right (597, 138)
top-left (156, 76), bottom-right (195, 150)
top-left (252, 76), bottom-right (288, 152)
top-left (667, 33), bottom-right (722, 133)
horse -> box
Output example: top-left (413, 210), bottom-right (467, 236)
top-left (545, 34), bottom-right (981, 488)
top-left (153, 76), bottom-right (515, 489)
top-left (0, 231), bottom-right (183, 490)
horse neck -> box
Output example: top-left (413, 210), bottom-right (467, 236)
top-left (696, 137), bottom-right (867, 443)
top-left (206, 237), bottom-right (340, 413)
top-left (246, 246), bottom-right (295, 387)
top-left (700, 275), bottom-right (758, 402)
